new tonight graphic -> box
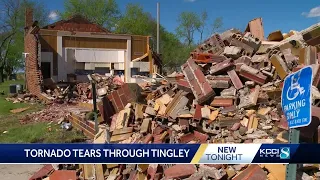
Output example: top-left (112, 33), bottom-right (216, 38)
top-left (0, 144), bottom-right (317, 164)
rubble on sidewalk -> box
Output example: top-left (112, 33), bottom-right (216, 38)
top-left (27, 20), bottom-right (320, 179)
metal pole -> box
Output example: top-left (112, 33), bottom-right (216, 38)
top-left (285, 128), bottom-right (300, 180)
top-left (157, 2), bottom-right (160, 54)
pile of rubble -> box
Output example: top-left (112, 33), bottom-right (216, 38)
top-left (5, 93), bottom-right (40, 104)
top-left (29, 20), bottom-right (320, 179)
top-left (40, 74), bottom-right (125, 103)
top-left (19, 103), bottom-right (75, 124)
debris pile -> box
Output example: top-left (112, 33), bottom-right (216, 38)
top-left (5, 93), bottom-right (40, 104)
top-left (19, 104), bottom-right (73, 124)
top-left (75, 22), bottom-right (320, 179)
top-left (28, 20), bottom-right (320, 179)
top-left (41, 74), bottom-right (125, 102)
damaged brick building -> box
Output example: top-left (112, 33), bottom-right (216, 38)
top-left (24, 8), bottom-right (161, 99)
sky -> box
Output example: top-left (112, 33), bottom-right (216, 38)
top-left (42, 0), bottom-right (320, 42)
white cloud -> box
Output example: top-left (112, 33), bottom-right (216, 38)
top-left (48, 11), bottom-right (59, 21)
top-left (302, 6), bottom-right (320, 18)
top-left (185, 0), bottom-right (197, 2)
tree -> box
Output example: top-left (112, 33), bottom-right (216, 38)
top-left (197, 11), bottom-right (208, 43)
top-left (175, 12), bottom-right (201, 46)
top-left (63, 0), bottom-right (120, 31)
top-left (0, 0), bottom-right (48, 82)
top-left (115, 4), bottom-right (155, 35)
top-left (115, 3), bottom-right (190, 69)
top-left (212, 17), bottom-right (223, 34)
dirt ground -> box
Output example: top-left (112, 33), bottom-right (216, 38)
top-left (0, 164), bottom-right (44, 180)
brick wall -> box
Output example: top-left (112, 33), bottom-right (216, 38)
top-left (24, 29), bottom-right (42, 97)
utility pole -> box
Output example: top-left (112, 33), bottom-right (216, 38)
top-left (157, 2), bottom-right (160, 54)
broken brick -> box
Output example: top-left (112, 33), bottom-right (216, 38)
top-left (209, 79), bottom-right (230, 89)
top-left (140, 118), bottom-right (151, 134)
top-left (193, 104), bottom-right (203, 121)
top-left (270, 53), bottom-right (290, 80)
top-left (233, 165), bottom-right (267, 180)
top-left (194, 131), bottom-right (209, 143)
top-left (210, 97), bottom-right (234, 107)
top-left (179, 133), bottom-right (196, 143)
top-left (210, 59), bottom-right (234, 74)
top-left (238, 86), bottom-right (260, 109)
top-left (143, 134), bottom-right (153, 143)
top-left (181, 59), bottom-right (215, 104)
top-left (227, 70), bottom-right (244, 89)
top-left (164, 165), bottom-right (196, 179)
top-left (239, 65), bottom-right (267, 85)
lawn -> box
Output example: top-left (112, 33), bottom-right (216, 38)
top-left (0, 79), bottom-right (30, 115)
top-left (0, 79), bottom-right (87, 143)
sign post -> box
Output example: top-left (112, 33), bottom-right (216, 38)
top-left (281, 66), bottom-right (313, 180)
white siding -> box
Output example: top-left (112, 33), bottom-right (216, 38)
top-left (74, 49), bottom-right (125, 63)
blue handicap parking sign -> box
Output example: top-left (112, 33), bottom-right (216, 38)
top-left (281, 66), bottom-right (313, 129)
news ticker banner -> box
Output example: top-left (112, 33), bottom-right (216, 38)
top-left (0, 143), bottom-right (316, 164)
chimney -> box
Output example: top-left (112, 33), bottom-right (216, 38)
top-left (25, 8), bottom-right (33, 28)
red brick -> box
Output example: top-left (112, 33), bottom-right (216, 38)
top-left (209, 75), bottom-right (231, 82)
top-left (147, 164), bottom-right (159, 180)
top-left (191, 52), bottom-right (227, 63)
top-left (204, 164), bottom-right (224, 169)
top-left (239, 71), bottom-right (267, 85)
top-left (128, 170), bottom-right (138, 180)
top-left (179, 133), bottom-right (195, 143)
top-left (210, 97), bottom-right (234, 107)
top-left (49, 170), bottom-right (77, 180)
top-left (25, 27), bottom-right (43, 99)
top-left (233, 165), bottom-right (267, 180)
top-left (197, 34), bottom-right (225, 55)
top-left (193, 104), bottom-right (203, 121)
top-left (227, 70), bottom-right (244, 89)
top-left (153, 126), bottom-right (165, 135)
top-left (179, 119), bottom-right (189, 131)
top-left (177, 79), bottom-right (192, 93)
top-left (277, 115), bottom-right (289, 130)
top-left (181, 59), bottom-right (215, 104)
top-left (164, 165), bottom-right (196, 179)
top-left (143, 134), bottom-right (153, 143)
top-left (210, 59), bottom-right (234, 75)
top-left (29, 165), bottom-right (54, 180)
top-left (194, 131), bottom-right (208, 143)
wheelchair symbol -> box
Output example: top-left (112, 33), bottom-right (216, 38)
top-left (286, 74), bottom-right (305, 101)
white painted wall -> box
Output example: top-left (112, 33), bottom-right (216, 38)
top-left (57, 36), bottom-right (64, 81)
top-left (126, 39), bottom-right (132, 83)
top-left (130, 62), bottom-right (150, 72)
top-left (74, 48), bottom-right (125, 63)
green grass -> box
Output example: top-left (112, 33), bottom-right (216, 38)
top-left (0, 80), bottom-right (87, 143)
top-left (0, 79), bottom-right (30, 115)
top-left (0, 116), bottom-right (87, 143)
top-left (0, 79), bottom-right (25, 94)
